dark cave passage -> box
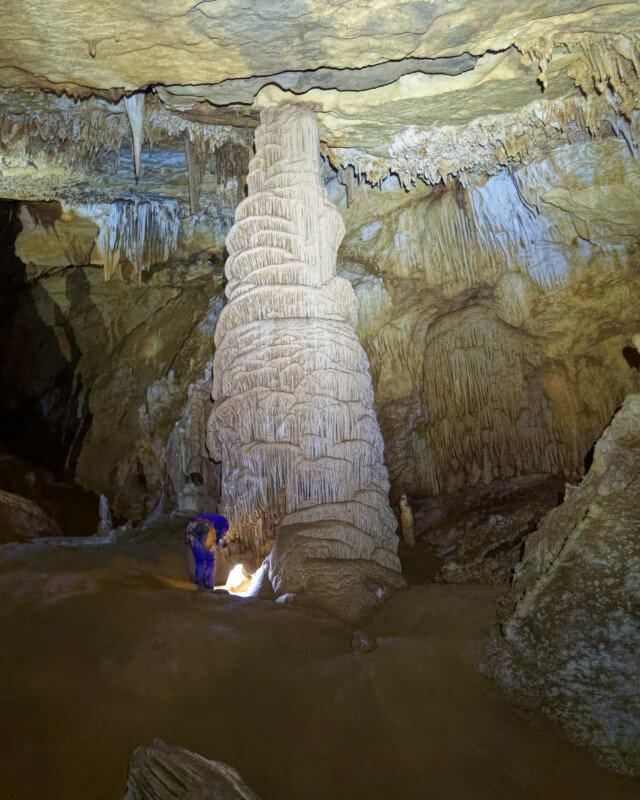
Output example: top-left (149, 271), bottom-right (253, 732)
top-left (0, 200), bottom-right (99, 538)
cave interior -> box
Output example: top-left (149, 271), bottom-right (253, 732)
top-left (1, 2), bottom-right (640, 799)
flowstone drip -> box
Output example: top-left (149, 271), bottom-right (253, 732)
top-left (79, 199), bottom-right (181, 280)
top-left (208, 104), bottom-right (402, 619)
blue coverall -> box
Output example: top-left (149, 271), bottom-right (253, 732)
top-left (186, 514), bottom-right (229, 589)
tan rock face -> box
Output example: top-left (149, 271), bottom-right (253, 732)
top-left (0, 1), bottom-right (629, 88)
top-left (493, 395), bottom-right (640, 775)
top-left (70, 269), bottom-right (224, 520)
top-left (208, 105), bottom-right (402, 618)
top-left (335, 136), bottom-right (640, 501)
top-left (0, 244), bottom-right (226, 521)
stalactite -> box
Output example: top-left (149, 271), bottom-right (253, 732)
top-left (210, 141), bottom-right (251, 202)
top-left (0, 89), bottom-right (251, 174)
top-left (565, 34), bottom-right (640, 156)
top-left (519, 32), bottom-right (640, 137)
top-left (339, 165), bottom-right (358, 206)
top-left (207, 104), bottom-right (402, 619)
top-left (185, 134), bottom-right (205, 214)
top-left (124, 93), bottom-right (146, 181)
top-left (77, 199), bottom-right (181, 280)
top-left (325, 94), bottom-right (608, 188)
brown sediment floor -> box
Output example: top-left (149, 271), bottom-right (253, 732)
top-left (0, 516), bottom-right (637, 800)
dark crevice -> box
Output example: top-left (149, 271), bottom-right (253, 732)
top-left (0, 199), bottom-right (99, 534)
top-left (158, 51), bottom-right (480, 107)
top-left (0, 200), bottom-right (91, 475)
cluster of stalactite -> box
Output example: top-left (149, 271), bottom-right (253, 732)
top-left (520, 32), bottom-right (640, 155)
top-left (207, 104), bottom-right (401, 617)
top-left (323, 95), bottom-right (611, 189)
top-left (185, 136), bottom-right (251, 212)
top-left (324, 33), bottom-right (640, 188)
top-left (75, 199), bottom-right (181, 280)
top-left (520, 32), bottom-right (640, 119)
top-left (0, 91), bottom-right (128, 166)
top-left (0, 89), bottom-right (250, 177)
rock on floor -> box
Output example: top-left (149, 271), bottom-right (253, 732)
top-left (123, 739), bottom-right (260, 800)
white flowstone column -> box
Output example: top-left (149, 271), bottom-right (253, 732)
top-left (207, 104), bottom-right (402, 618)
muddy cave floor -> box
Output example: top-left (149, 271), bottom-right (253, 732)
top-left (0, 516), bottom-right (638, 800)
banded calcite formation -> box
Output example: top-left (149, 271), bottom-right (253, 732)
top-left (207, 104), bottom-right (402, 617)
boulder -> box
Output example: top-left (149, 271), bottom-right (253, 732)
top-left (0, 488), bottom-right (62, 542)
top-left (495, 394), bottom-right (640, 775)
top-left (123, 739), bottom-right (261, 800)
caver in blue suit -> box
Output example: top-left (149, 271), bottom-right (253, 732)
top-left (185, 514), bottom-right (229, 589)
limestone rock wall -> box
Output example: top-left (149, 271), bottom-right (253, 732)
top-left (492, 395), bottom-right (640, 775)
top-left (70, 269), bottom-right (225, 520)
top-left (14, 196), bottom-right (234, 282)
top-left (0, 251), bottom-right (226, 522)
top-left (335, 135), bottom-right (640, 503)
top-left (4, 121), bottom-right (640, 550)
top-left (208, 105), bottom-right (402, 616)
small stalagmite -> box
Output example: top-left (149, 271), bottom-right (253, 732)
top-left (207, 104), bottom-right (402, 619)
top-left (399, 494), bottom-right (415, 546)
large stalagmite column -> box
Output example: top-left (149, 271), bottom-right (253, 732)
top-left (207, 104), bottom-right (402, 618)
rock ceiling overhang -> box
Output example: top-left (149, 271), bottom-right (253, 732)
top-left (1, 0), bottom-right (637, 90)
top-left (0, 0), bottom-right (639, 195)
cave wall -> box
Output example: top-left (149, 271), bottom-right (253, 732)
top-left (0, 184), bottom-right (239, 523)
top-left (495, 394), bottom-right (640, 775)
top-left (2, 133), bottom-right (639, 526)
top-left (69, 265), bottom-right (225, 520)
top-left (0, 248), bottom-right (226, 521)
top-left (334, 136), bottom-right (640, 502)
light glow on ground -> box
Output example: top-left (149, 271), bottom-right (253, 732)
top-left (224, 563), bottom-right (253, 595)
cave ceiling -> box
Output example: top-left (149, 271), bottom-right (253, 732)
top-left (0, 0), bottom-right (639, 200)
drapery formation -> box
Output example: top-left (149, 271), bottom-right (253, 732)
top-left (207, 104), bottom-right (401, 617)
